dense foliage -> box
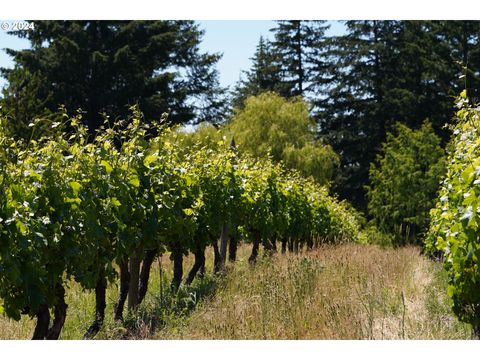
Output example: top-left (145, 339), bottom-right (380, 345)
top-left (233, 20), bottom-right (480, 210)
top-left (367, 121), bottom-right (445, 245)
top-left (0, 109), bottom-right (360, 339)
top-left (0, 21), bottom-right (227, 137)
top-left (426, 93), bottom-right (480, 335)
top-left (226, 92), bottom-right (339, 186)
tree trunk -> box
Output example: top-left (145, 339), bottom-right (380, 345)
top-left (219, 223), bottom-right (230, 269)
top-left (138, 249), bottom-right (157, 305)
top-left (294, 239), bottom-right (299, 254)
top-left (248, 232), bottom-right (261, 264)
top-left (281, 239), bottom-right (287, 254)
top-left (271, 235), bottom-right (277, 252)
top-left (288, 238), bottom-right (294, 253)
top-left (228, 235), bottom-right (237, 262)
top-left (307, 238), bottom-right (314, 251)
top-left (262, 238), bottom-right (274, 256)
top-left (171, 245), bottom-right (183, 292)
top-left (128, 249), bottom-right (142, 310)
top-left (114, 259), bottom-right (130, 321)
top-left (32, 304), bottom-right (50, 340)
top-left (212, 237), bottom-right (221, 274)
top-left (473, 325), bottom-right (480, 340)
top-left (199, 251), bottom-right (206, 279)
top-left (46, 283), bottom-right (68, 340)
top-left (185, 247), bottom-right (206, 286)
top-left (84, 275), bottom-right (107, 339)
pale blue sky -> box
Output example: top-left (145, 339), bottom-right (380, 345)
top-left (0, 20), bottom-right (346, 90)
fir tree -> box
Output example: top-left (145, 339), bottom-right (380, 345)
top-left (1, 21), bottom-right (226, 136)
top-left (232, 36), bottom-right (283, 109)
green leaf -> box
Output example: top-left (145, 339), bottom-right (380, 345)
top-left (460, 89), bottom-right (467, 99)
top-left (111, 197), bottom-right (121, 207)
top-left (0, 304), bottom-right (4, 314)
top-left (15, 219), bottom-right (27, 235)
top-left (100, 160), bottom-right (113, 174)
top-left (183, 208), bottom-right (194, 216)
top-left (65, 197), bottom-right (81, 205)
top-left (68, 181), bottom-right (82, 194)
top-left (128, 175), bottom-right (140, 188)
top-left (144, 154), bottom-right (158, 167)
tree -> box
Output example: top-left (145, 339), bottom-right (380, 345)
top-left (366, 121), bottom-right (445, 245)
top-left (226, 92), bottom-right (338, 186)
top-left (316, 20), bottom-right (480, 210)
top-left (435, 21), bottom-right (480, 102)
top-left (1, 21), bottom-right (226, 136)
top-left (232, 36), bottom-right (284, 109)
top-left (271, 20), bottom-right (330, 98)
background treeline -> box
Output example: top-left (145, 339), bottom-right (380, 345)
top-left (235, 20), bottom-right (480, 210)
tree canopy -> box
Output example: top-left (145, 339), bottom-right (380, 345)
top-left (1, 20), bottom-right (226, 137)
top-left (366, 121), bottom-right (445, 245)
top-left (226, 92), bottom-right (339, 186)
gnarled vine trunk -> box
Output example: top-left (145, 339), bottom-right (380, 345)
top-left (32, 304), bottom-right (50, 340)
top-left (128, 247), bottom-right (143, 310)
top-left (212, 237), bottom-right (221, 273)
top-left (248, 231), bottom-right (261, 264)
top-left (288, 238), bottom-right (294, 253)
top-left (114, 258), bottom-right (130, 321)
top-left (46, 283), bottom-right (68, 340)
top-left (171, 245), bottom-right (183, 292)
top-left (84, 274), bottom-right (106, 339)
top-left (307, 238), bottom-right (314, 251)
top-left (185, 247), bottom-right (205, 286)
top-left (219, 222), bottom-right (230, 268)
top-left (228, 235), bottom-right (237, 262)
top-left (138, 249), bottom-right (157, 305)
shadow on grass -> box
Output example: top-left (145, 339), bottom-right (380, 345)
top-left (103, 273), bottom-right (218, 339)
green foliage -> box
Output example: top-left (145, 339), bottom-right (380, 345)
top-left (227, 92), bottom-right (339, 186)
top-left (367, 121), bottom-right (445, 245)
top-left (426, 95), bottom-right (480, 330)
top-left (232, 21), bottom-right (330, 108)
top-left (317, 21), bottom-right (480, 209)
top-left (0, 21), bottom-right (227, 136)
top-left (0, 105), bottom-right (360, 337)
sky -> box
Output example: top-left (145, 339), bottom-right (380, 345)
top-left (0, 20), bottom-right (346, 91)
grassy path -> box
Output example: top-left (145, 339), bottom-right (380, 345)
top-left (158, 244), bottom-right (470, 339)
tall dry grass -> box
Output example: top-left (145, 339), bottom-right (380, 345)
top-left (157, 244), bottom-right (470, 339)
top-left (0, 243), bottom-right (471, 339)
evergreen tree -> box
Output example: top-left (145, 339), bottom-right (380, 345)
top-left (271, 20), bottom-right (330, 98)
top-left (317, 20), bottom-right (480, 210)
top-left (436, 21), bottom-right (480, 101)
top-left (1, 21), bottom-right (226, 136)
top-left (317, 21), bottom-right (402, 209)
top-left (232, 36), bottom-right (284, 109)
top-left (366, 121), bottom-right (445, 245)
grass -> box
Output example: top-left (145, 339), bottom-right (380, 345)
top-left (0, 243), bottom-right (472, 339)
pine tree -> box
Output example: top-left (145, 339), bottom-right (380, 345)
top-left (231, 36), bottom-right (284, 109)
top-left (271, 20), bottom-right (330, 98)
top-left (316, 20), bottom-right (480, 210)
top-left (316, 21), bottom-right (402, 209)
top-left (1, 21), bottom-right (226, 136)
